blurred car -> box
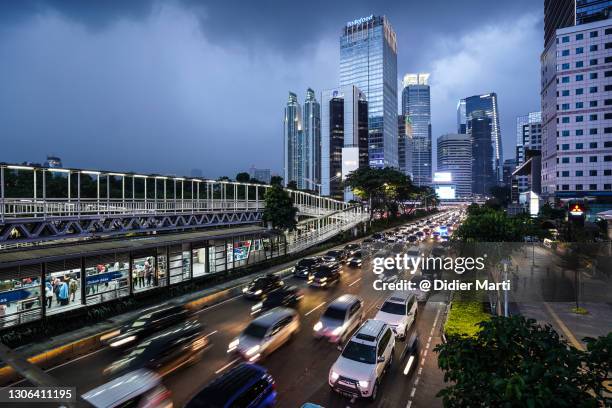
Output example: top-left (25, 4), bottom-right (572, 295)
top-left (325, 249), bottom-right (348, 263)
top-left (101, 304), bottom-right (190, 349)
top-left (347, 250), bottom-right (363, 268)
top-left (293, 257), bottom-right (322, 278)
top-left (185, 363), bottom-right (276, 408)
top-left (409, 275), bottom-right (431, 302)
top-left (104, 320), bottom-right (208, 377)
top-left (313, 295), bottom-right (364, 343)
top-left (250, 286), bottom-right (303, 316)
top-left (406, 235), bottom-right (418, 243)
top-left (415, 231), bottom-right (425, 240)
top-left (374, 292), bottom-right (418, 340)
top-left (242, 274), bottom-right (284, 299)
top-left (361, 238), bottom-right (374, 245)
top-left (343, 243), bottom-right (360, 256)
top-left (228, 308), bottom-right (300, 362)
top-left (371, 233), bottom-right (385, 241)
top-left (401, 333), bottom-right (420, 377)
top-left (82, 369), bottom-right (173, 408)
top-left (308, 264), bottom-right (341, 288)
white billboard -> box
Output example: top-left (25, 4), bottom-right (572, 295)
top-left (435, 185), bottom-right (456, 200)
top-left (433, 172), bottom-right (452, 183)
top-left (341, 147), bottom-right (359, 179)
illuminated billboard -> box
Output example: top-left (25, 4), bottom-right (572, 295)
top-left (435, 185), bottom-right (456, 200)
top-left (433, 172), bottom-right (452, 183)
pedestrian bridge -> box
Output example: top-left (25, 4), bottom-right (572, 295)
top-left (0, 163), bottom-right (367, 251)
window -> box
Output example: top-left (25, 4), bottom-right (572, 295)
top-left (562, 185), bottom-right (569, 191)
top-left (562, 103), bottom-right (570, 110)
top-left (606, 28), bottom-right (612, 35)
top-left (590, 114), bottom-right (598, 120)
top-left (576, 60), bottom-right (584, 67)
top-left (589, 58), bottom-right (598, 66)
top-left (576, 102), bottom-right (584, 109)
top-left (590, 100), bottom-right (598, 107)
top-left (576, 157), bottom-right (584, 163)
top-left (590, 128), bottom-right (598, 135)
top-left (562, 171), bottom-right (570, 177)
top-left (606, 113), bottom-right (612, 119)
top-left (576, 47), bottom-right (584, 54)
top-left (561, 62), bottom-right (570, 70)
top-left (590, 72), bottom-right (598, 79)
top-left (589, 184), bottom-right (597, 190)
top-left (589, 170), bottom-right (597, 176)
top-left (606, 70), bottom-right (612, 77)
top-left (605, 141), bottom-right (612, 148)
top-left (576, 143), bottom-right (584, 149)
top-left (0, 268), bottom-right (42, 327)
top-left (591, 31), bottom-right (599, 38)
top-left (562, 89), bottom-right (570, 96)
top-left (132, 255), bottom-right (159, 293)
top-left (576, 184), bottom-right (583, 190)
top-left (590, 44), bottom-right (598, 52)
top-left (577, 33), bottom-right (584, 40)
top-left (562, 130), bottom-right (570, 136)
top-left (605, 155), bottom-right (612, 162)
top-left (576, 116), bottom-right (584, 122)
top-left (576, 129), bottom-right (584, 136)
top-left (576, 74), bottom-right (584, 81)
top-left (606, 85), bottom-right (612, 91)
top-left (606, 99), bottom-right (612, 105)
top-left (576, 170), bottom-right (583, 177)
top-left (562, 117), bottom-right (570, 123)
top-left (590, 142), bottom-right (598, 148)
top-left (606, 127), bottom-right (612, 133)
top-left (561, 76), bottom-right (570, 83)
top-left (562, 144), bottom-right (570, 150)
top-left (562, 157), bottom-right (570, 163)
top-left (606, 42), bottom-right (612, 49)
top-left (605, 170), bottom-right (612, 176)
top-left (590, 86), bottom-right (598, 93)
top-left (606, 56), bottom-right (612, 63)
top-left (605, 184), bottom-right (612, 190)
top-left (84, 255), bottom-right (130, 305)
top-left (576, 88), bottom-right (584, 95)
top-left (590, 156), bottom-right (598, 163)
top-left (562, 36), bottom-right (570, 43)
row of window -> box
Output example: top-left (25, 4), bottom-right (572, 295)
top-left (559, 71), bottom-right (612, 82)
top-left (558, 145), bottom-right (612, 156)
top-left (558, 116), bottom-right (612, 124)
top-left (559, 42), bottom-right (612, 56)
top-left (559, 84), bottom-right (612, 97)
top-left (559, 28), bottom-right (612, 43)
top-left (557, 56), bottom-right (612, 71)
top-left (559, 128), bottom-right (612, 136)
top-left (557, 169), bottom-right (612, 176)
top-left (557, 184), bottom-right (612, 191)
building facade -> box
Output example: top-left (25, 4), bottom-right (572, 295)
top-left (402, 73), bottom-right (432, 186)
top-left (321, 86), bottom-right (368, 199)
top-left (458, 93), bottom-right (503, 183)
top-left (515, 112), bottom-right (543, 199)
top-left (340, 15), bottom-right (398, 169)
top-left (303, 88), bottom-right (321, 190)
top-left (437, 133), bottom-right (472, 198)
top-left (469, 111), bottom-right (496, 196)
top-left (398, 115), bottom-right (413, 178)
top-left (283, 92), bottom-right (303, 188)
top-left (248, 166), bottom-right (272, 184)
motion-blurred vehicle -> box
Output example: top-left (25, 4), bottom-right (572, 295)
top-left (343, 243), bottom-right (360, 256)
top-left (406, 235), bottom-right (418, 243)
top-left (308, 264), bottom-right (341, 288)
top-left (293, 257), bottom-right (323, 278)
top-left (325, 249), bottom-right (348, 263)
top-left (82, 369), bottom-right (173, 408)
top-left (101, 304), bottom-right (190, 349)
top-left (104, 320), bottom-right (208, 377)
top-left (242, 274), bottom-right (284, 299)
top-left (371, 233), bottom-right (385, 241)
top-left (313, 295), bottom-right (364, 343)
top-left (409, 275), bottom-right (431, 302)
top-left (374, 292), bottom-right (418, 340)
top-left (185, 363), bottom-right (276, 408)
top-left (401, 333), bottom-right (420, 377)
top-left (250, 286), bottom-right (303, 316)
top-left (228, 307), bottom-right (300, 362)
top-left (347, 250), bottom-right (363, 268)
top-left (328, 319), bottom-right (395, 401)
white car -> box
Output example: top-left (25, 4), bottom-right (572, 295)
top-left (329, 319), bottom-right (395, 401)
top-left (374, 292), bottom-right (418, 339)
top-left (314, 295), bottom-right (364, 343)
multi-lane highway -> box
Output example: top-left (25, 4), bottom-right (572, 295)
top-left (6, 213), bottom-right (458, 407)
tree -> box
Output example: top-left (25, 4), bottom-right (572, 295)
top-left (235, 172), bottom-right (250, 183)
top-left (489, 185), bottom-right (511, 207)
top-left (286, 180), bottom-right (298, 190)
top-left (270, 176), bottom-right (283, 186)
top-left (262, 184), bottom-right (297, 231)
top-left (435, 315), bottom-right (608, 408)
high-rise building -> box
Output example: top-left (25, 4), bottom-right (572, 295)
top-left (544, 0), bottom-right (576, 46)
top-left (515, 112), bottom-right (542, 200)
top-left (469, 111), bottom-right (496, 196)
top-left (283, 92), bottom-right (303, 188)
top-left (402, 73), bottom-right (432, 186)
top-left (541, 17), bottom-right (612, 202)
top-left (248, 166), bottom-right (272, 184)
top-left (437, 133), bottom-right (472, 198)
top-left (577, 0), bottom-right (612, 25)
top-left (303, 88), bottom-right (321, 190)
top-left (456, 99), bottom-right (467, 134)
top-left (321, 86), bottom-right (369, 200)
top-left (340, 15), bottom-right (398, 169)
top-left (398, 115), bottom-right (413, 178)
top-left (503, 159), bottom-right (517, 188)
top-left (459, 93), bottom-right (503, 182)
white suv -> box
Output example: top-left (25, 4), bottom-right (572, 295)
top-left (374, 292), bottom-right (417, 339)
top-left (329, 319), bottom-right (395, 401)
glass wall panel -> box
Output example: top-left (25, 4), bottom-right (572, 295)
top-left (0, 264), bottom-right (42, 327)
top-left (156, 248), bottom-right (167, 288)
top-left (45, 259), bottom-right (82, 315)
top-left (85, 254), bottom-right (130, 304)
top-left (192, 243), bottom-right (207, 278)
top-left (132, 255), bottom-right (157, 293)
top-left (169, 245), bottom-right (191, 285)
top-left (208, 240), bottom-right (227, 274)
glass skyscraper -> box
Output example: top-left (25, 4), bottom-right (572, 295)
top-left (283, 92), bottom-right (303, 188)
top-left (402, 73), bottom-right (432, 186)
top-left (340, 15), bottom-right (398, 169)
top-left (303, 88), bottom-right (321, 190)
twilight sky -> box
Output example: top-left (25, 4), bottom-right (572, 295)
top-left (0, 0), bottom-right (544, 178)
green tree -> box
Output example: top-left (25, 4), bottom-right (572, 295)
top-left (262, 184), bottom-right (297, 231)
top-left (270, 176), bottom-right (283, 186)
top-left (286, 180), bottom-right (298, 190)
top-left (235, 172), bottom-right (250, 183)
top-left (435, 315), bottom-right (608, 408)
top-left (489, 185), bottom-right (511, 207)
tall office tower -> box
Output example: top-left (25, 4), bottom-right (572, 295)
top-left (398, 115), bottom-right (413, 178)
top-left (283, 92), bottom-right (304, 188)
top-left (456, 99), bottom-right (467, 134)
top-left (402, 73), bottom-right (432, 186)
top-left (303, 88), bottom-right (321, 190)
top-left (321, 86), bottom-right (369, 200)
top-left (437, 133), bottom-right (472, 198)
top-left (340, 15), bottom-right (398, 169)
top-left (544, 0), bottom-right (576, 46)
top-left (515, 112), bottom-right (542, 199)
top-left (541, 17), bottom-right (612, 202)
top-left (503, 159), bottom-right (517, 188)
top-left (469, 111), bottom-right (496, 196)
top-left (458, 93), bottom-right (503, 182)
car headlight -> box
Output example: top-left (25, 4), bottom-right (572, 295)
top-left (251, 303), bottom-right (262, 312)
top-left (313, 321), bottom-right (323, 331)
top-left (320, 277), bottom-right (327, 282)
top-left (228, 338), bottom-right (239, 352)
top-left (242, 287), bottom-right (248, 293)
top-left (109, 335), bottom-right (136, 348)
top-left (245, 345), bottom-right (260, 356)
top-left (255, 289), bottom-right (262, 295)
top-left (358, 380), bottom-right (369, 388)
top-left (330, 371), bottom-right (340, 381)
top-left (100, 329), bottom-right (120, 341)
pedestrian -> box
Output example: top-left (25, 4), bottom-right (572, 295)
top-left (45, 281), bottom-right (53, 308)
top-left (145, 259), bottom-right (153, 287)
top-left (53, 278), bottom-right (61, 305)
top-left (58, 280), bottom-right (69, 306)
top-left (69, 276), bottom-right (78, 302)
top-left (0, 304), bottom-right (6, 328)
top-left (138, 264), bottom-right (145, 288)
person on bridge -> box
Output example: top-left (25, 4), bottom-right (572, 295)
top-left (58, 280), bottom-right (69, 306)
top-left (145, 259), bottom-right (153, 287)
top-left (69, 276), bottom-right (78, 302)
top-left (45, 281), bottom-right (53, 308)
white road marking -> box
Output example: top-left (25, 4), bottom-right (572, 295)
top-left (205, 330), bottom-right (218, 337)
top-left (410, 387), bottom-right (416, 397)
top-left (305, 302), bottom-right (326, 316)
top-left (349, 277), bottom-right (362, 287)
top-left (215, 358), bottom-right (240, 374)
top-left (414, 377), bottom-right (419, 386)
top-left (406, 401), bottom-right (413, 408)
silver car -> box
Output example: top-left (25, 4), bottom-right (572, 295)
top-left (313, 295), bottom-right (364, 343)
top-left (228, 307), bottom-right (300, 362)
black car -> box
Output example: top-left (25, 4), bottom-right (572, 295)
top-left (371, 233), bottom-right (385, 241)
top-left (185, 363), bottom-right (277, 408)
top-left (250, 286), bottom-right (303, 316)
top-left (406, 235), bottom-right (418, 243)
top-left (325, 249), bottom-right (347, 263)
top-left (243, 274), bottom-right (284, 299)
top-left (101, 304), bottom-right (190, 349)
top-left (308, 265), bottom-right (341, 288)
top-left (343, 243), bottom-right (360, 256)
top-left (104, 320), bottom-right (208, 377)
top-left (293, 257), bottom-right (322, 278)
top-left (347, 250), bottom-right (363, 268)
top-left (401, 333), bottom-right (420, 377)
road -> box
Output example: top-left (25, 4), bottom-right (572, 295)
top-left (6, 218), bottom-right (454, 408)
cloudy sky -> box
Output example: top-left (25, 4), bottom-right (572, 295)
top-left (0, 0), bottom-right (544, 178)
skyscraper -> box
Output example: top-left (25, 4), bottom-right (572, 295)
top-left (515, 112), bottom-right (542, 198)
top-left (469, 111), bottom-right (495, 196)
top-left (398, 115), bottom-right (413, 178)
top-left (303, 88), bottom-right (321, 190)
top-left (283, 92), bottom-right (303, 188)
top-left (458, 93), bottom-right (503, 183)
top-left (340, 15), bottom-right (398, 169)
top-left (402, 73), bottom-right (432, 186)
top-left (321, 86), bottom-right (368, 200)
top-left (437, 133), bottom-right (472, 198)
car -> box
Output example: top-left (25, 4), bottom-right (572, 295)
top-left (228, 307), bottom-right (300, 362)
top-left (361, 238), bottom-right (374, 245)
top-left (325, 249), bottom-right (347, 263)
top-left (401, 333), bottom-right (420, 377)
top-left (104, 320), bottom-right (208, 377)
top-left (293, 257), bottom-right (322, 278)
top-left (347, 251), bottom-right (363, 268)
top-left (185, 363), bottom-right (276, 408)
top-left (308, 264), bottom-right (341, 288)
top-left (415, 231), bottom-right (425, 239)
top-left (242, 274), bottom-right (284, 299)
top-left (409, 275), bottom-right (431, 302)
top-left (313, 295), bottom-right (364, 343)
top-left (343, 243), bottom-right (360, 255)
top-left (371, 233), bottom-right (384, 241)
top-left (250, 286), bottom-right (303, 316)
top-left (374, 292), bottom-right (418, 340)
top-left (406, 235), bottom-right (418, 243)
top-left (82, 369), bottom-right (173, 408)
top-left (329, 319), bottom-right (395, 401)
top-left (101, 304), bottom-right (190, 349)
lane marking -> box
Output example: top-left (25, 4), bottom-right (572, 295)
top-left (543, 302), bottom-right (584, 351)
top-left (196, 294), bottom-right (243, 314)
top-left (215, 358), bottom-right (240, 374)
top-left (410, 387), bottom-right (416, 397)
top-left (406, 401), bottom-right (412, 408)
top-left (349, 277), bottom-right (362, 287)
top-left (205, 330), bottom-right (219, 337)
top-left (305, 302), bottom-right (326, 317)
